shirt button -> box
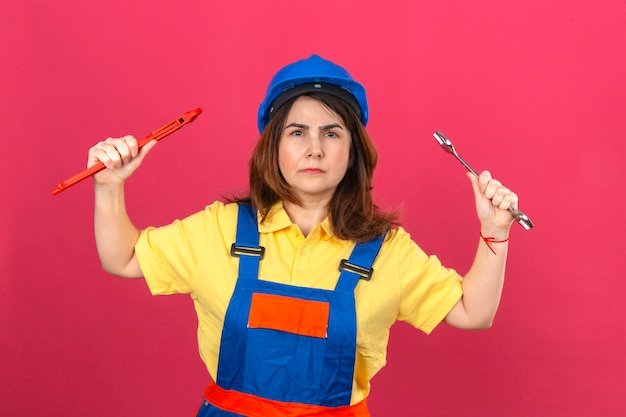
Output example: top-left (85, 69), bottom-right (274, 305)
top-left (297, 268), bottom-right (304, 275)
top-left (300, 248), bottom-right (307, 255)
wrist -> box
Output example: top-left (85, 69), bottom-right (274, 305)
top-left (479, 231), bottom-right (509, 255)
top-left (479, 225), bottom-right (510, 241)
top-left (94, 182), bottom-right (126, 204)
top-left (94, 181), bottom-right (125, 191)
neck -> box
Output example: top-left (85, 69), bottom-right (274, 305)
top-left (283, 200), bottom-right (329, 237)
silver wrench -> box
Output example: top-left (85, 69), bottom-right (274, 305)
top-left (433, 131), bottom-right (534, 230)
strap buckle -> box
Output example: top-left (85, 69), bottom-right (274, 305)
top-left (230, 244), bottom-right (265, 260)
top-left (339, 259), bottom-right (373, 281)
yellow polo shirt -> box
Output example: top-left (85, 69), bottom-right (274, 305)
top-left (135, 201), bottom-right (462, 404)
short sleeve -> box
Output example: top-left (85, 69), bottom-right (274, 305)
top-left (392, 228), bottom-right (463, 333)
top-left (135, 201), bottom-right (233, 295)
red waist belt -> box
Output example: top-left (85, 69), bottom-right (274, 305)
top-left (203, 382), bottom-right (371, 417)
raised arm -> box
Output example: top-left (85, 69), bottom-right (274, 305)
top-left (444, 170), bottom-right (518, 330)
top-left (89, 136), bottom-right (158, 278)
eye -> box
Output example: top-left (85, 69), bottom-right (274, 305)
top-left (325, 130), bottom-right (339, 138)
top-left (290, 130), bottom-right (304, 136)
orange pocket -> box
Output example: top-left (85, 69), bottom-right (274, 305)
top-left (248, 293), bottom-right (330, 338)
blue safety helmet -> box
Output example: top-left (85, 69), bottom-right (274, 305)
top-left (257, 54), bottom-right (369, 133)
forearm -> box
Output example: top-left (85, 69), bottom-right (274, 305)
top-left (458, 226), bottom-right (509, 328)
top-left (94, 183), bottom-right (143, 278)
top-left (443, 171), bottom-right (519, 329)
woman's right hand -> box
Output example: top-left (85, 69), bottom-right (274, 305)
top-left (88, 135), bottom-right (158, 184)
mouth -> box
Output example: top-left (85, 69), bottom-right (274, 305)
top-left (302, 168), bottom-right (324, 174)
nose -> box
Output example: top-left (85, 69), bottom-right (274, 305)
top-left (307, 136), bottom-right (324, 159)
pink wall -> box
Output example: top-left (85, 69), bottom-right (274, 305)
top-left (2, 1), bottom-right (625, 416)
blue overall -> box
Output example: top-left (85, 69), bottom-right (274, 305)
top-left (196, 204), bottom-right (385, 416)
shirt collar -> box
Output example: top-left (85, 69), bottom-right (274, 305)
top-left (257, 201), bottom-right (347, 244)
top-left (257, 202), bottom-right (293, 233)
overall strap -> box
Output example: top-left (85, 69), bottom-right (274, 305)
top-left (335, 233), bottom-right (386, 293)
top-left (230, 204), bottom-right (264, 279)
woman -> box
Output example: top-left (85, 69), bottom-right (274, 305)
top-left (90, 54), bottom-right (517, 416)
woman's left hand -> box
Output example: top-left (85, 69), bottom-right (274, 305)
top-left (468, 171), bottom-right (518, 232)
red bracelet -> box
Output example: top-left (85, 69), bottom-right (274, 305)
top-left (480, 232), bottom-right (509, 255)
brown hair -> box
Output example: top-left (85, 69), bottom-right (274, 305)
top-left (232, 92), bottom-right (400, 242)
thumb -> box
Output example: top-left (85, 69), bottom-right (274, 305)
top-left (466, 172), bottom-right (480, 196)
top-left (134, 139), bottom-right (158, 163)
top-left (121, 139), bottom-right (158, 175)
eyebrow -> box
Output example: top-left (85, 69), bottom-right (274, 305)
top-left (284, 123), bottom-right (345, 131)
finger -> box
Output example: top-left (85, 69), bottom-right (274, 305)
top-left (87, 146), bottom-right (108, 169)
top-left (88, 142), bottom-right (116, 169)
top-left (99, 140), bottom-right (126, 168)
top-left (490, 185), bottom-right (511, 207)
top-left (494, 185), bottom-right (520, 211)
top-left (500, 190), bottom-right (519, 211)
top-left (91, 137), bottom-right (132, 169)
top-left (483, 178), bottom-right (503, 200)
top-left (120, 135), bottom-right (139, 158)
top-left (477, 171), bottom-right (493, 194)
top-left (114, 135), bottom-right (138, 162)
top-left (107, 140), bottom-right (132, 165)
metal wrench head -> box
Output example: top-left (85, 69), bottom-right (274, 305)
top-left (433, 131), bottom-right (457, 155)
top-left (433, 131), bottom-right (479, 176)
top-left (512, 210), bottom-right (534, 230)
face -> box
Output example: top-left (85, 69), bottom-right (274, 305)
top-left (278, 96), bottom-right (351, 205)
